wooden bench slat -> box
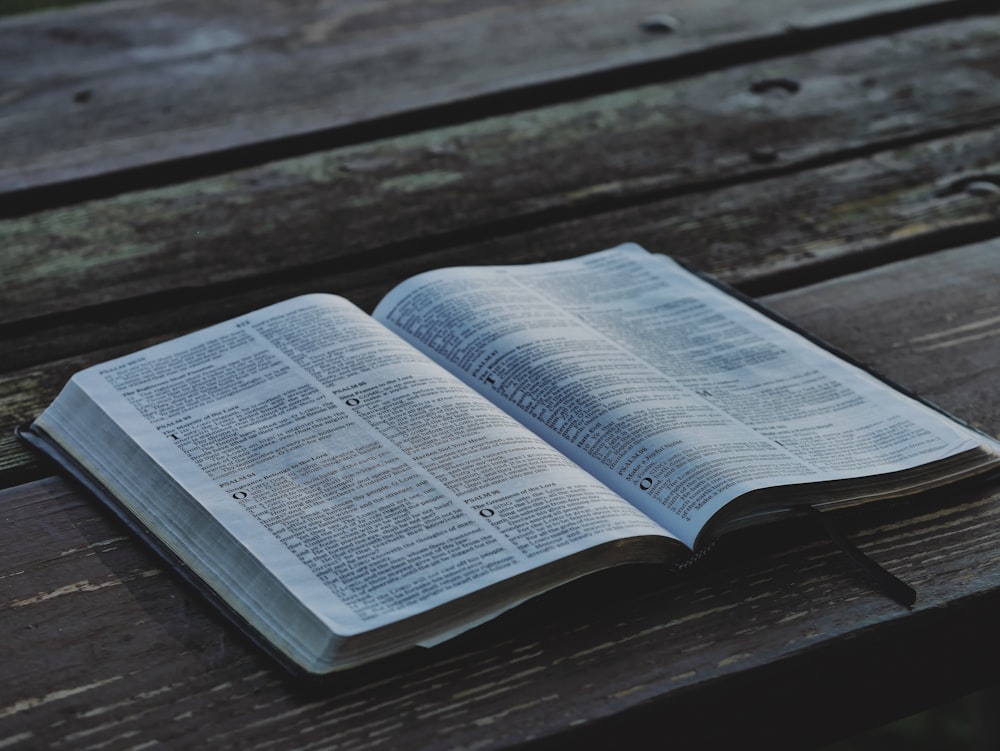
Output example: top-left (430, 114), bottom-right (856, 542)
top-left (766, 239), bottom-right (1000, 432)
top-left (0, 0), bottom-right (991, 202)
top-left (3, 241), bottom-right (1000, 749)
top-left (3, 14), bottom-right (998, 332)
top-left (2, 124), bottom-right (998, 486)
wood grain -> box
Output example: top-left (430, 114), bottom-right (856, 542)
top-left (2, 126), bottom-right (998, 486)
top-left (1, 0), bottom-right (991, 202)
top-left (3, 241), bottom-right (1000, 750)
top-left (2, 14), bottom-right (999, 342)
top-left (766, 241), bottom-right (1000, 434)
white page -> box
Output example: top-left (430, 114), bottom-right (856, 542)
top-left (69, 294), bottom-right (670, 635)
top-left (374, 245), bottom-right (980, 547)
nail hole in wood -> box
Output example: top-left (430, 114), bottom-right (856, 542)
top-left (749, 78), bottom-right (801, 95)
top-left (749, 147), bottom-right (778, 165)
top-left (964, 181), bottom-right (1000, 197)
top-left (640, 15), bottom-right (679, 34)
top-left (934, 173), bottom-right (1000, 197)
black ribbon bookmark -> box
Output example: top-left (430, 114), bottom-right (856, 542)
top-left (803, 506), bottom-right (916, 609)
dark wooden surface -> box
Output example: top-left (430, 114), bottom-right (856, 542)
top-left (2, 0), bottom-right (992, 203)
top-left (2, 1), bottom-right (1000, 749)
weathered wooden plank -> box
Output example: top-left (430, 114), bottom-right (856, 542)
top-left (3, 241), bottom-right (1000, 749)
top-left (1, 125), bottom-right (998, 486)
top-left (1, 481), bottom-right (998, 749)
top-left (3, 13), bottom-right (999, 334)
top-left (2, 500), bottom-right (993, 751)
top-left (0, 122), bottom-right (1000, 376)
top-left (0, 0), bottom-right (991, 203)
top-left (766, 240), bottom-right (1000, 435)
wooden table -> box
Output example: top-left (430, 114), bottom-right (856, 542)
top-left (3, 1), bottom-right (1000, 748)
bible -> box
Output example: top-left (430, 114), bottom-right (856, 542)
top-left (19, 245), bottom-right (1000, 675)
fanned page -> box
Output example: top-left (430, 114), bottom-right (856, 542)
top-left (372, 245), bottom-right (982, 548)
top-left (56, 295), bottom-right (672, 637)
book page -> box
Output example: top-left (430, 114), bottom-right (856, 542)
top-left (69, 294), bottom-right (670, 635)
top-left (373, 245), bottom-right (980, 547)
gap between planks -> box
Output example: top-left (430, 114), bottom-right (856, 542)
top-left (1, 0), bottom-right (996, 217)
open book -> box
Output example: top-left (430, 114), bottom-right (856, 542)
top-left (20, 245), bottom-right (1000, 675)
